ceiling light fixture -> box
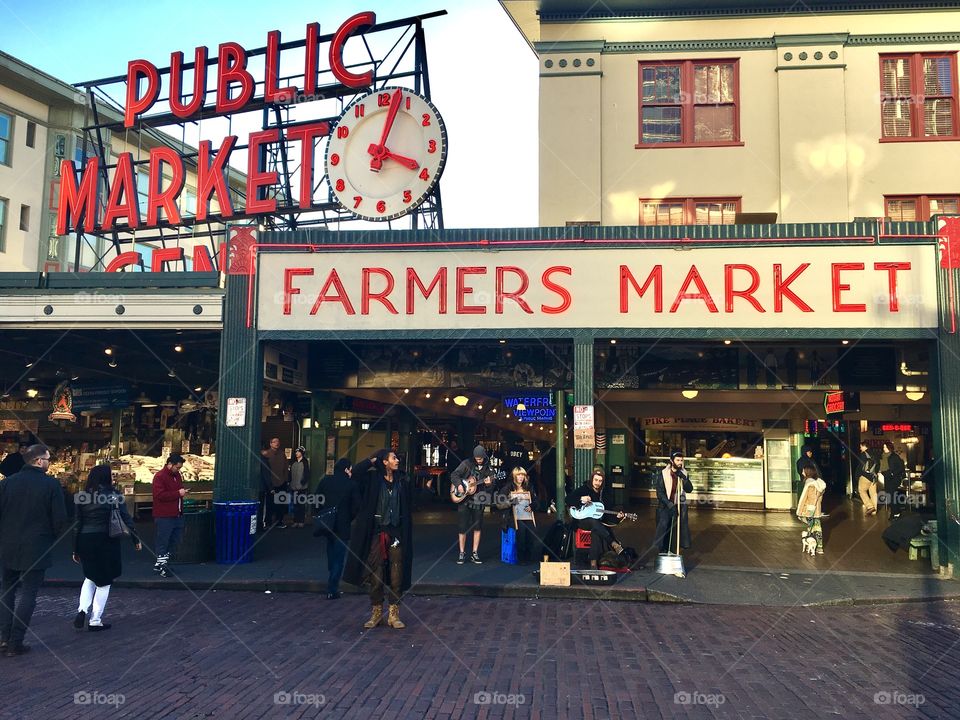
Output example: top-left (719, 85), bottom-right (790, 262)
top-left (499, 340), bottom-right (506, 344)
top-left (24, 362), bottom-right (33, 368)
top-left (403, 388), bottom-right (410, 394)
top-left (193, 386), bottom-right (202, 392)
top-left (723, 340), bottom-right (732, 345)
top-left (26, 388), bottom-right (39, 398)
top-left (841, 340), bottom-right (850, 345)
top-left (905, 391), bottom-right (925, 401)
top-left (104, 348), bottom-right (113, 356)
top-left (425, 392), bottom-right (431, 399)
top-left (71, 375), bottom-right (79, 381)
top-left (108, 360), bottom-right (118, 369)
top-left (453, 395), bottom-right (469, 406)
top-left (167, 369), bottom-right (176, 378)
top-left (174, 345), bottom-right (183, 353)
top-left (681, 389), bottom-right (699, 399)
top-left (610, 339), bottom-right (617, 344)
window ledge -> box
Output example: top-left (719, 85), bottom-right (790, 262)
top-left (879, 136), bottom-right (960, 143)
top-left (635, 141), bottom-right (744, 149)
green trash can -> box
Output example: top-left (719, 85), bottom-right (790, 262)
top-left (170, 509), bottom-right (215, 563)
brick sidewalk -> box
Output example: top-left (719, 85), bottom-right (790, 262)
top-left (1, 588), bottom-right (956, 718)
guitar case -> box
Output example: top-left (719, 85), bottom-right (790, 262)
top-left (542, 520), bottom-right (573, 561)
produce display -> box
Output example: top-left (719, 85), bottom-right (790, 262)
top-left (115, 453), bottom-right (215, 483)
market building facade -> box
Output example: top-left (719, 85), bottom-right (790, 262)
top-left (3, 2), bottom-right (960, 579)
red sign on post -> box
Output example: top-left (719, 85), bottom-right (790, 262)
top-left (824, 391), bottom-right (860, 415)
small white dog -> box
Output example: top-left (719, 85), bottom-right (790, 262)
top-left (801, 531), bottom-right (818, 557)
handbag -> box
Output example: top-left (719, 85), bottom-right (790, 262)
top-left (108, 506), bottom-right (130, 539)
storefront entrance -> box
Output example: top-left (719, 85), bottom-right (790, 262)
top-left (212, 225), bottom-right (958, 579)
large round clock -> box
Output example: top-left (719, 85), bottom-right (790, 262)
top-left (324, 86), bottom-right (448, 221)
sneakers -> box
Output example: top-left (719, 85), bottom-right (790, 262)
top-left (158, 566), bottom-right (172, 578)
top-left (457, 552), bottom-right (465, 565)
top-left (73, 610), bottom-right (86, 630)
top-left (88, 623), bottom-right (112, 632)
top-left (470, 553), bottom-right (482, 565)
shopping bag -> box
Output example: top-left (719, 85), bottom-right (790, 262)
top-left (501, 527), bottom-right (518, 564)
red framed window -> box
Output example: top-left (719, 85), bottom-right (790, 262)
top-left (880, 53), bottom-right (959, 140)
top-left (638, 60), bottom-right (741, 147)
top-left (884, 194), bottom-right (960, 221)
top-left (639, 197), bottom-right (741, 225)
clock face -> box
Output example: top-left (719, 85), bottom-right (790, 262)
top-left (324, 87), bottom-right (448, 222)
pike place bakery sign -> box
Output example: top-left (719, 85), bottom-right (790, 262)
top-left (257, 245), bottom-right (937, 331)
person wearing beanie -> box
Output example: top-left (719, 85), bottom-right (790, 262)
top-left (652, 451), bottom-right (694, 555)
top-left (450, 445), bottom-right (495, 565)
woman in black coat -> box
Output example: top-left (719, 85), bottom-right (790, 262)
top-left (314, 458), bottom-right (360, 599)
top-left (882, 441), bottom-right (907, 518)
top-left (72, 464), bottom-right (140, 631)
top-left (343, 449), bottom-right (414, 629)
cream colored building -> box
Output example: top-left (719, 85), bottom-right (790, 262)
top-left (501, 1), bottom-right (960, 227)
top-left (0, 51), bottom-right (243, 273)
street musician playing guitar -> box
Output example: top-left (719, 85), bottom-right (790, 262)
top-left (565, 468), bottom-right (628, 568)
top-left (451, 445), bottom-right (497, 565)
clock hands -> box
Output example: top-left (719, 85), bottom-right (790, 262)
top-left (368, 147), bottom-right (420, 170)
top-left (368, 88), bottom-right (420, 172)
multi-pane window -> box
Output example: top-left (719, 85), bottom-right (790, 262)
top-left (640, 197), bottom-right (741, 225)
top-left (881, 53), bottom-right (959, 139)
top-left (0, 112), bottom-right (11, 165)
top-left (885, 194), bottom-right (960, 221)
top-left (639, 60), bottom-right (739, 146)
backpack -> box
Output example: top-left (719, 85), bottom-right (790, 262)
top-left (542, 521), bottom-right (573, 561)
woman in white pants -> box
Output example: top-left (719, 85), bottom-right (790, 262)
top-left (73, 464), bottom-right (140, 631)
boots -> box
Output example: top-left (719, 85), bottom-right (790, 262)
top-left (363, 605), bottom-right (383, 629)
top-left (387, 604), bottom-right (405, 629)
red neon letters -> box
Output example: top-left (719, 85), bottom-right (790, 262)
top-left (123, 14), bottom-right (376, 128)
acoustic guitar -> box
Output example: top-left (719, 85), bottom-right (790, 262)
top-left (569, 501), bottom-right (637, 522)
top-left (450, 469), bottom-right (506, 504)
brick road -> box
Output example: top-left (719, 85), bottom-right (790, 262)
top-left (1, 588), bottom-right (957, 719)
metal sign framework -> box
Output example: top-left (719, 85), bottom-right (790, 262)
top-left (69, 11), bottom-right (446, 272)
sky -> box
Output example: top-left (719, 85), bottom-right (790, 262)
top-left (0, 0), bottom-right (539, 228)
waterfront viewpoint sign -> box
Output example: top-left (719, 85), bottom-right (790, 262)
top-left (257, 245), bottom-right (937, 330)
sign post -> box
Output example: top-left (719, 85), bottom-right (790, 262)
top-left (573, 405), bottom-right (595, 450)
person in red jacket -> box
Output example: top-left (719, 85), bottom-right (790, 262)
top-left (152, 454), bottom-right (187, 578)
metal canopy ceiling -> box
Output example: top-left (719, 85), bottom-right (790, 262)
top-left (538, 0), bottom-right (949, 15)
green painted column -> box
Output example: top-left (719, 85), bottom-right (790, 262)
top-left (573, 334), bottom-right (595, 488)
top-left (310, 392), bottom-right (335, 482)
top-left (213, 274), bottom-right (263, 502)
top-left (111, 407), bottom-right (122, 458)
top-left (554, 389), bottom-right (566, 519)
top-left (398, 413), bottom-right (415, 477)
top-left (930, 333), bottom-right (960, 577)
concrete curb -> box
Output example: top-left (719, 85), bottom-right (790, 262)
top-left (41, 577), bottom-right (960, 607)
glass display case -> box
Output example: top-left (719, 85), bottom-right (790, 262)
top-left (633, 456), bottom-right (764, 501)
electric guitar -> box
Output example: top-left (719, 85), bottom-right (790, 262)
top-left (450, 468), bottom-right (506, 504)
top-left (569, 501), bottom-right (637, 522)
